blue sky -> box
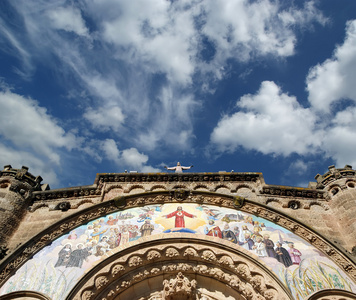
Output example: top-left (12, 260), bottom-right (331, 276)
top-left (0, 0), bottom-right (356, 189)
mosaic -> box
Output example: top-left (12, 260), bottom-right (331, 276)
top-left (1, 203), bottom-right (355, 299)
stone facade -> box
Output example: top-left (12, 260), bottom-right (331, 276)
top-left (0, 165), bottom-right (356, 299)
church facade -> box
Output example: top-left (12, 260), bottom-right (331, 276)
top-left (0, 165), bottom-right (356, 299)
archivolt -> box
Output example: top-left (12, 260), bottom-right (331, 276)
top-left (0, 191), bottom-right (356, 289)
top-left (66, 234), bottom-right (292, 300)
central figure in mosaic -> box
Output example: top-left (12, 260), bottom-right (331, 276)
top-left (163, 206), bottom-right (197, 228)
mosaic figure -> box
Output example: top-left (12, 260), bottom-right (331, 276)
top-left (163, 206), bottom-right (196, 228)
top-left (204, 220), bottom-right (222, 238)
top-left (54, 244), bottom-right (72, 267)
top-left (263, 234), bottom-right (276, 258)
top-left (275, 242), bottom-right (293, 268)
top-left (288, 243), bottom-right (302, 265)
top-left (240, 233), bottom-right (254, 250)
top-left (222, 224), bottom-right (238, 243)
top-left (253, 236), bottom-right (267, 257)
top-left (140, 219), bottom-right (155, 237)
top-left (66, 244), bottom-right (89, 268)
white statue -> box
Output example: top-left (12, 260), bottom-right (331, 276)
top-left (164, 162), bottom-right (193, 173)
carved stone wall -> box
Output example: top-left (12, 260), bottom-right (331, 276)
top-left (67, 235), bottom-right (292, 300)
top-left (1, 166), bottom-right (356, 299)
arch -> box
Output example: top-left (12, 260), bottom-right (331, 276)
top-left (104, 184), bottom-right (124, 193)
top-left (1, 191), bottom-right (356, 299)
top-left (306, 289), bottom-right (356, 300)
top-left (71, 199), bottom-right (96, 209)
top-left (124, 185), bottom-right (146, 194)
top-left (66, 234), bottom-right (292, 300)
top-left (214, 184), bottom-right (230, 192)
top-left (0, 290), bottom-right (51, 300)
top-left (265, 198), bottom-right (281, 206)
top-left (192, 184), bottom-right (210, 191)
top-left (232, 183), bottom-right (255, 193)
top-left (346, 180), bottom-right (356, 189)
top-left (149, 185), bottom-right (167, 192)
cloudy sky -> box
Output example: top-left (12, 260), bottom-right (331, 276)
top-left (0, 0), bottom-right (355, 189)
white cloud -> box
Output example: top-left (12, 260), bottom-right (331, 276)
top-left (307, 20), bottom-right (356, 113)
top-left (288, 159), bottom-right (309, 176)
top-left (0, 88), bottom-right (77, 164)
top-left (210, 81), bottom-right (320, 156)
top-left (100, 139), bottom-right (160, 172)
top-left (101, 0), bottom-right (326, 84)
top-left (121, 148), bottom-right (148, 168)
top-left (0, 143), bottom-right (58, 186)
top-left (84, 106), bottom-right (125, 132)
top-left (46, 6), bottom-right (89, 37)
top-left (1, 0), bottom-right (327, 157)
top-left (323, 107), bottom-right (356, 168)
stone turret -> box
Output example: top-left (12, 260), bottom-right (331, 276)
top-left (0, 165), bottom-right (46, 258)
top-left (315, 165), bottom-right (356, 252)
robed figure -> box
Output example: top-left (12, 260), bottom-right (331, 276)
top-left (275, 242), bottom-right (293, 267)
top-left (66, 244), bottom-right (90, 268)
top-left (222, 224), bottom-right (238, 243)
top-left (204, 220), bottom-right (222, 238)
top-left (140, 220), bottom-right (155, 236)
top-left (288, 243), bottom-right (302, 265)
top-left (163, 206), bottom-right (196, 228)
top-left (263, 234), bottom-right (276, 258)
top-left (55, 244), bottom-right (72, 267)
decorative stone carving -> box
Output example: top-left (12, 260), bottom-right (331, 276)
top-left (95, 276), bottom-right (109, 289)
top-left (69, 237), bottom-right (290, 300)
top-left (163, 272), bottom-right (197, 300)
top-left (147, 250), bottom-right (161, 261)
top-left (128, 255), bottom-right (143, 267)
top-left (201, 250), bottom-right (216, 262)
top-left (233, 195), bottom-right (245, 209)
top-left (1, 190), bottom-right (356, 294)
top-left (170, 189), bottom-right (190, 200)
top-left (111, 264), bottom-right (125, 276)
top-left (183, 247), bottom-right (198, 257)
top-left (218, 255), bottom-right (234, 266)
top-left (166, 247), bottom-right (179, 258)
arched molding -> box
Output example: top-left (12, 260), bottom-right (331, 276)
top-left (0, 290), bottom-right (51, 300)
top-left (123, 185), bottom-right (146, 194)
top-left (192, 184), bottom-right (210, 191)
top-left (232, 183), bottom-right (255, 193)
top-left (1, 191), bottom-right (356, 289)
top-left (103, 184), bottom-right (124, 194)
top-left (149, 185), bottom-right (167, 192)
top-left (306, 289), bottom-right (356, 300)
top-left (70, 199), bottom-right (96, 210)
top-left (170, 184), bottom-right (189, 190)
top-left (265, 198), bottom-right (282, 206)
top-left (213, 184), bottom-right (230, 192)
top-left (66, 234), bottom-right (292, 300)
top-left (346, 180), bottom-right (356, 189)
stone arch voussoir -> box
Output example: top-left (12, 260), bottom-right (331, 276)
top-left (66, 234), bottom-right (293, 300)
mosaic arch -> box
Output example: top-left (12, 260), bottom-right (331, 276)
top-left (0, 192), bottom-right (356, 300)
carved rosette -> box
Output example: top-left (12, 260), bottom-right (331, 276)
top-left (69, 236), bottom-right (290, 300)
